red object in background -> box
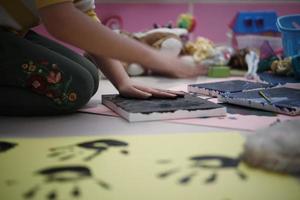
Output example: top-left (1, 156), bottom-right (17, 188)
top-left (103, 15), bottom-right (123, 30)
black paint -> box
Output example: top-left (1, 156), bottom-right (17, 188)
top-left (48, 139), bottom-right (129, 161)
top-left (38, 166), bottom-right (92, 182)
top-left (219, 103), bottom-right (277, 117)
top-left (24, 165), bottom-right (110, 200)
top-left (102, 94), bottom-right (223, 114)
top-left (189, 80), bottom-right (273, 94)
top-left (157, 155), bottom-right (247, 185)
top-left (259, 72), bottom-right (300, 85)
top-left (179, 171), bottom-right (197, 184)
top-left (190, 155), bottom-right (240, 169)
top-left (223, 87), bottom-right (300, 114)
top-left (0, 141), bottom-right (17, 154)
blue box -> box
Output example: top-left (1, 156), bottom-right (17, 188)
top-left (277, 14), bottom-right (300, 57)
top-left (231, 11), bottom-right (279, 34)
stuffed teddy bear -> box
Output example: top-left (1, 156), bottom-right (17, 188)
top-left (271, 57), bottom-right (293, 76)
top-left (119, 27), bottom-right (190, 76)
top-left (84, 27), bottom-right (195, 78)
top-left (120, 27), bottom-right (231, 76)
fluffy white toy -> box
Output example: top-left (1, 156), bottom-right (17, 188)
top-left (242, 120), bottom-right (300, 174)
top-left (125, 28), bottom-right (189, 76)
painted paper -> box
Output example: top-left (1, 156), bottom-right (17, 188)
top-left (0, 133), bottom-right (299, 200)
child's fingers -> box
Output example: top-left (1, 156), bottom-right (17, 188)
top-left (158, 90), bottom-right (185, 97)
top-left (120, 86), bottom-right (152, 99)
top-left (133, 85), bottom-right (177, 98)
top-left (195, 64), bottom-right (209, 75)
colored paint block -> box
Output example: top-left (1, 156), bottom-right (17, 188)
top-left (188, 80), bottom-right (273, 97)
top-left (208, 66), bottom-right (231, 78)
top-left (102, 94), bottom-right (226, 122)
top-left (219, 87), bottom-right (300, 115)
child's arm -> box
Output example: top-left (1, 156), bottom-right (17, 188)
top-left (38, 2), bottom-right (206, 98)
top-left (88, 55), bottom-right (181, 98)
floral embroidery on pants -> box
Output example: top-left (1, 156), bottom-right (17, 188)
top-left (21, 61), bottom-right (77, 106)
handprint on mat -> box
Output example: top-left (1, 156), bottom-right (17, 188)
top-left (48, 139), bottom-right (129, 161)
top-left (157, 155), bottom-right (247, 185)
top-left (23, 165), bottom-right (110, 200)
top-left (0, 141), bottom-right (17, 154)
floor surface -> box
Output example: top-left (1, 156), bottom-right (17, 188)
top-left (0, 76), bottom-right (248, 138)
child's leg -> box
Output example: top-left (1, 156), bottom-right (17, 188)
top-left (0, 29), bottom-right (96, 116)
top-left (24, 30), bottom-right (99, 94)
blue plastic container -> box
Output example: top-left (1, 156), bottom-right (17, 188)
top-left (277, 14), bottom-right (300, 57)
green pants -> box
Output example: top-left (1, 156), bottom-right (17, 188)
top-left (0, 29), bottom-right (99, 116)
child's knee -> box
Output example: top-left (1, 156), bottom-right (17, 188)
top-left (21, 62), bottom-right (96, 113)
top-left (56, 69), bottom-right (95, 112)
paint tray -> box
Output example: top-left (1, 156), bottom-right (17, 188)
top-left (188, 80), bottom-right (273, 97)
top-left (218, 87), bottom-right (300, 116)
top-left (102, 94), bottom-right (226, 122)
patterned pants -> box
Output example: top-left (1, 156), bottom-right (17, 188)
top-left (0, 29), bottom-right (99, 116)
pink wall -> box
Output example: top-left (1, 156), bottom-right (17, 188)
top-left (193, 3), bottom-right (300, 43)
top-left (97, 2), bottom-right (300, 42)
top-left (34, 2), bottom-right (300, 52)
top-left (95, 2), bottom-right (300, 43)
top-left (96, 3), bottom-right (188, 32)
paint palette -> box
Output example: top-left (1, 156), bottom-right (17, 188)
top-left (102, 94), bottom-right (226, 122)
top-left (219, 87), bottom-right (300, 115)
top-left (188, 80), bottom-right (273, 97)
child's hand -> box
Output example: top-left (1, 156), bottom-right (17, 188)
top-left (166, 61), bottom-right (209, 78)
top-left (118, 82), bottom-right (184, 99)
top-left (146, 53), bottom-right (208, 78)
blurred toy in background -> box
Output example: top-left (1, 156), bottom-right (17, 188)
top-left (119, 27), bottom-right (189, 76)
top-left (242, 119), bottom-right (300, 174)
top-left (152, 22), bottom-right (189, 43)
top-left (228, 11), bottom-right (281, 50)
top-left (176, 13), bottom-right (196, 33)
top-left (257, 41), bottom-right (281, 73)
top-left (225, 11), bottom-right (300, 81)
top-left (277, 14), bottom-right (300, 79)
top-left (268, 54), bottom-right (300, 79)
top-left (119, 28), bottom-right (234, 77)
top-left (184, 37), bottom-right (233, 64)
top-left (271, 57), bottom-right (293, 76)
top-left (153, 21), bottom-right (173, 29)
top-left (259, 40), bottom-right (277, 60)
top-left (227, 49), bottom-right (260, 80)
top-left (227, 48), bottom-right (261, 80)
top-left (245, 50), bottom-right (260, 80)
top-left (183, 37), bottom-right (215, 63)
top-left (103, 15), bottom-right (123, 30)
top-left (256, 40), bottom-right (299, 78)
top-left (182, 37), bottom-right (234, 78)
top-left (228, 48), bottom-right (249, 70)
top-left (102, 13), bottom-right (234, 77)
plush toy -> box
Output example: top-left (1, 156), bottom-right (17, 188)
top-left (176, 13), bottom-right (196, 33)
top-left (85, 27), bottom-right (197, 77)
top-left (228, 48), bottom-right (250, 70)
top-left (120, 27), bottom-right (192, 76)
top-left (183, 37), bottom-right (215, 63)
top-left (242, 120), bottom-right (300, 174)
top-left (122, 28), bottom-right (235, 76)
top-left (271, 57), bottom-right (293, 76)
top-left (182, 37), bottom-right (233, 67)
